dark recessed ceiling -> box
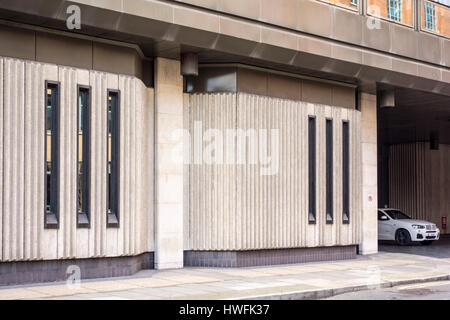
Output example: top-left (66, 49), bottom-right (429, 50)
top-left (379, 88), bottom-right (450, 145)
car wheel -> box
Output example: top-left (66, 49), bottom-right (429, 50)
top-left (395, 229), bottom-right (411, 246)
top-left (420, 240), bottom-right (433, 246)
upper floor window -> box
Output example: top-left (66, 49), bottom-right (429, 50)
top-left (368, 0), bottom-right (412, 26)
top-left (424, 1), bottom-right (437, 31)
top-left (388, 0), bottom-right (402, 22)
top-left (319, 0), bottom-right (358, 10)
top-left (421, 0), bottom-right (450, 38)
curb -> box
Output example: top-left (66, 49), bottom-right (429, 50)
top-left (241, 274), bottom-right (450, 300)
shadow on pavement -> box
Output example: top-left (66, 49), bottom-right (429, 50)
top-left (379, 235), bottom-right (450, 259)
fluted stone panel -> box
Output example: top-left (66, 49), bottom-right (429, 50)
top-left (389, 142), bottom-right (450, 230)
top-left (0, 58), bottom-right (2, 261)
top-left (0, 57), bottom-right (154, 262)
top-left (3, 58), bottom-right (26, 261)
top-left (186, 92), bottom-right (362, 251)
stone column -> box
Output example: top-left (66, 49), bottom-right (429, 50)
top-left (359, 93), bottom-right (378, 255)
top-left (154, 58), bottom-right (184, 269)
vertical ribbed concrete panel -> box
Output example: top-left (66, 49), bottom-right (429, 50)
top-left (143, 87), bottom-right (155, 253)
top-left (117, 75), bottom-right (144, 256)
top-left (424, 144), bottom-right (450, 229)
top-left (187, 92), bottom-right (362, 251)
top-left (416, 142), bottom-right (426, 221)
top-left (389, 143), bottom-right (427, 221)
top-left (0, 58), bottom-right (3, 261)
top-left (134, 81), bottom-right (149, 254)
top-left (118, 76), bottom-right (130, 256)
top-left (58, 67), bottom-right (78, 259)
top-left (0, 56), bottom-right (154, 262)
top-left (41, 62), bottom-right (59, 261)
top-left (90, 71), bottom-right (108, 258)
top-left (24, 61), bottom-right (45, 261)
top-left (188, 93), bottom-right (237, 250)
top-left (2, 58), bottom-right (25, 261)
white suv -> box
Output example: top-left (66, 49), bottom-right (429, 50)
top-left (378, 208), bottom-right (440, 246)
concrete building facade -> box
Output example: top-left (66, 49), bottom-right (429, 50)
top-left (0, 0), bottom-right (448, 285)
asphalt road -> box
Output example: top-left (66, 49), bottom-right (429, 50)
top-left (325, 281), bottom-right (450, 300)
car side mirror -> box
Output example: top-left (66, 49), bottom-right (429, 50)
top-left (381, 216), bottom-right (388, 221)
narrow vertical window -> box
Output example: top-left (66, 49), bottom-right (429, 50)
top-left (77, 86), bottom-right (90, 228)
top-left (343, 121), bottom-right (350, 224)
top-left (45, 81), bottom-right (60, 228)
top-left (107, 90), bottom-right (120, 227)
top-left (308, 117), bottom-right (316, 224)
top-left (326, 119), bottom-right (333, 224)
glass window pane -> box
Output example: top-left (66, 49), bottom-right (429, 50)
top-left (78, 162), bottom-right (83, 211)
top-left (367, 0), bottom-right (413, 25)
top-left (46, 162), bottom-right (51, 214)
top-left (326, 119), bottom-right (333, 223)
top-left (46, 90), bottom-right (52, 134)
top-left (45, 82), bottom-right (58, 222)
top-left (343, 121), bottom-right (350, 223)
top-left (319, 0), bottom-right (359, 10)
top-left (308, 117), bottom-right (316, 223)
top-left (77, 87), bottom-right (90, 219)
top-left (422, 0), bottom-right (449, 37)
top-left (107, 91), bottom-right (119, 226)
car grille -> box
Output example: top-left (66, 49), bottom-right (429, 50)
top-left (426, 224), bottom-right (436, 231)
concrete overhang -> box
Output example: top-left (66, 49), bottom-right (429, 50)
top-left (0, 0), bottom-right (449, 96)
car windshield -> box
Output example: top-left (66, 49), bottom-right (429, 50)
top-left (385, 210), bottom-right (411, 220)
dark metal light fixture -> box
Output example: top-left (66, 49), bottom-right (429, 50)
top-left (181, 53), bottom-right (198, 76)
top-left (379, 90), bottom-right (395, 108)
top-left (430, 131), bottom-right (439, 150)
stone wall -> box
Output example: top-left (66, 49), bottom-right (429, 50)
top-left (184, 92), bottom-right (363, 251)
top-left (389, 142), bottom-right (450, 233)
top-left (0, 56), bottom-right (154, 262)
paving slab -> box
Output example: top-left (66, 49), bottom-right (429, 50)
top-left (0, 251), bottom-right (448, 300)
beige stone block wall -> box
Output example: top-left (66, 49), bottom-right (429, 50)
top-left (0, 56), bottom-right (154, 262)
top-left (359, 93), bottom-right (378, 255)
top-left (154, 58), bottom-right (184, 269)
top-left (185, 92), bottom-right (362, 250)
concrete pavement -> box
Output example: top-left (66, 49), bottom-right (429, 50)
top-left (0, 251), bottom-right (449, 300)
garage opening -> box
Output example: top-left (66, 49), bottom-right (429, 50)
top-left (377, 86), bottom-right (450, 255)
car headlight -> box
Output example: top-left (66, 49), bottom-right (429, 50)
top-left (412, 224), bottom-right (425, 229)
